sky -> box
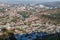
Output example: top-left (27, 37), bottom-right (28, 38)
top-left (0, 0), bottom-right (60, 3)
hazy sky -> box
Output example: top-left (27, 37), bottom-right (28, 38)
top-left (0, 0), bottom-right (60, 2)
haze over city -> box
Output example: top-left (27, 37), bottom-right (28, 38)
top-left (0, 0), bottom-right (60, 3)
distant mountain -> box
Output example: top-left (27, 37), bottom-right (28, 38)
top-left (0, 1), bottom-right (60, 8)
top-left (42, 1), bottom-right (60, 8)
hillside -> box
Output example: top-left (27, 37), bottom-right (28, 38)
top-left (37, 9), bottom-right (60, 24)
